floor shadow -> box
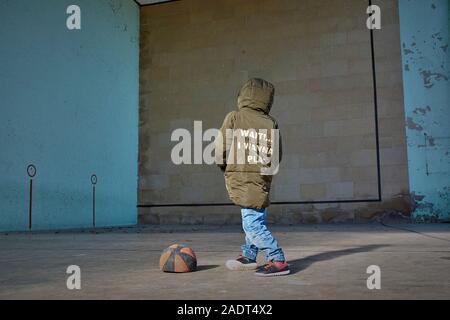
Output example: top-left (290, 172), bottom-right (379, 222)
top-left (195, 265), bottom-right (220, 272)
top-left (289, 244), bottom-right (389, 275)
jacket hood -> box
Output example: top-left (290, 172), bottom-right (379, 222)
top-left (237, 78), bottom-right (275, 114)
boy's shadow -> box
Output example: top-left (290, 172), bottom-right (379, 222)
top-left (288, 244), bottom-right (388, 275)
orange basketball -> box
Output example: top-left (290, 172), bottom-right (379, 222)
top-left (159, 244), bottom-right (197, 273)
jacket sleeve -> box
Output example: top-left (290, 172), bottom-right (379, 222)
top-left (215, 111), bottom-right (236, 172)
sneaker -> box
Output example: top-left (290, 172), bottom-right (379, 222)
top-left (226, 255), bottom-right (258, 271)
top-left (254, 261), bottom-right (290, 277)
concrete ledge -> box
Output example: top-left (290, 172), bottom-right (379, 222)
top-left (138, 195), bottom-right (413, 225)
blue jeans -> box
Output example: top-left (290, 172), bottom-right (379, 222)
top-left (241, 208), bottom-right (285, 262)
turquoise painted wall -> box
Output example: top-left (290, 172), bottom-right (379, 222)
top-left (399, 0), bottom-right (450, 221)
top-left (0, 0), bottom-right (139, 231)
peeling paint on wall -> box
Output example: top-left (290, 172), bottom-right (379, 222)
top-left (426, 135), bottom-right (436, 147)
top-left (413, 106), bottom-right (432, 115)
top-left (401, 18), bottom-right (449, 89)
top-left (420, 70), bottom-right (449, 88)
top-left (399, 0), bottom-right (450, 221)
top-left (109, 0), bottom-right (123, 14)
top-left (406, 117), bottom-right (424, 131)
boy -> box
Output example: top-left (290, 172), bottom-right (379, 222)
top-left (215, 78), bottom-right (290, 277)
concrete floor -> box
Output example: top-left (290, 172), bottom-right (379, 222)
top-left (1, 223), bottom-right (449, 300)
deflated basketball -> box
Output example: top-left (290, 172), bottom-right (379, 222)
top-left (159, 244), bottom-right (197, 273)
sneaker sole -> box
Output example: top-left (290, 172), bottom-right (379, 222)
top-left (254, 270), bottom-right (291, 277)
top-left (225, 260), bottom-right (258, 271)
